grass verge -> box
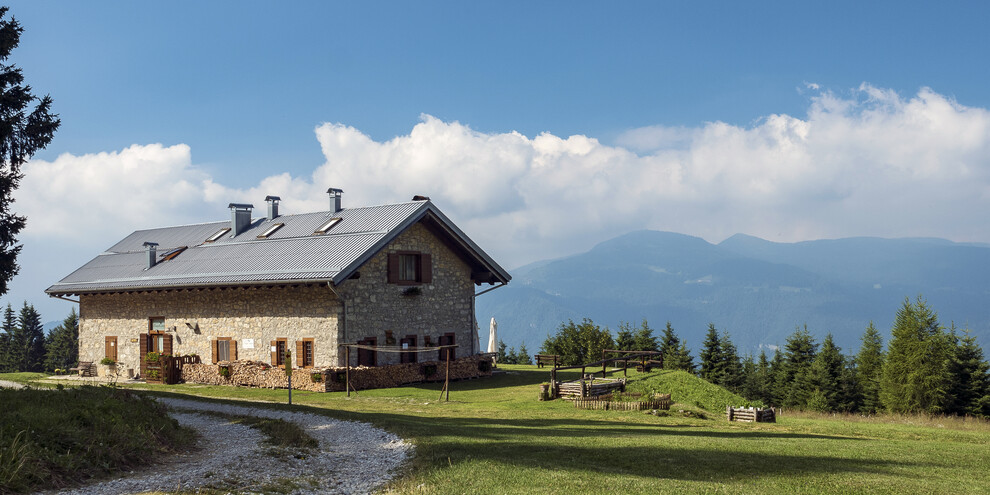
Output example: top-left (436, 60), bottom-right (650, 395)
top-left (0, 385), bottom-right (195, 494)
top-left (9, 368), bottom-right (990, 494)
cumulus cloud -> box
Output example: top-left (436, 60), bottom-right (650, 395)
top-left (18, 84), bottom-right (990, 275)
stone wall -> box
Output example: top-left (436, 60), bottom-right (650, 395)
top-left (336, 222), bottom-right (477, 366)
top-left (79, 284), bottom-right (342, 374)
top-left (180, 355), bottom-right (494, 392)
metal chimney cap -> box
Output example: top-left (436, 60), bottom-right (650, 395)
top-left (326, 188), bottom-right (344, 194)
top-left (142, 242), bottom-right (159, 247)
top-left (264, 195), bottom-right (281, 202)
top-left (228, 203), bottom-right (254, 210)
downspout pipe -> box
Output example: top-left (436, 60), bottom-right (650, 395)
top-left (49, 294), bottom-right (80, 304)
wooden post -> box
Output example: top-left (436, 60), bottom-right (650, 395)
top-left (445, 346), bottom-right (451, 402)
top-left (345, 346), bottom-right (351, 397)
top-left (602, 350), bottom-right (607, 377)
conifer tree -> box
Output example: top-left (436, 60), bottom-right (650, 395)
top-left (856, 322), bottom-right (885, 413)
top-left (781, 325), bottom-right (817, 408)
top-left (614, 322), bottom-right (636, 352)
top-left (10, 302), bottom-right (44, 372)
top-left (720, 331), bottom-right (744, 392)
top-left (946, 330), bottom-right (990, 416)
top-left (517, 342), bottom-right (533, 365)
top-left (539, 319), bottom-right (615, 366)
top-left (755, 350), bottom-right (773, 405)
top-left (699, 323), bottom-right (724, 384)
top-left (0, 303), bottom-right (14, 372)
top-left (837, 359), bottom-right (863, 413)
top-left (506, 346), bottom-right (518, 365)
top-left (880, 296), bottom-right (953, 414)
top-left (768, 349), bottom-right (787, 406)
top-left (740, 354), bottom-right (760, 400)
top-left (44, 308), bottom-right (78, 371)
top-left (808, 334), bottom-right (844, 411)
top-left (632, 319), bottom-right (659, 352)
top-left (659, 322), bottom-right (681, 368)
top-left (496, 339), bottom-right (508, 364)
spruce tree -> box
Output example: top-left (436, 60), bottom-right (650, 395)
top-left (659, 322), bottom-right (680, 369)
top-left (539, 319), bottom-right (615, 366)
top-left (671, 341), bottom-right (696, 373)
top-left (44, 308), bottom-right (78, 371)
top-left (699, 323), bottom-right (724, 384)
top-left (517, 342), bottom-right (533, 365)
top-left (755, 350), bottom-right (773, 405)
top-left (0, 303), bottom-right (14, 372)
top-left (720, 331), bottom-right (744, 392)
top-left (781, 325), bottom-right (817, 408)
top-left (856, 322), bottom-right (885, 413)
top-left (632, 319), bottom-right (659, 352)
top-left (740, 354), bottom-right (760, 400)
top-left (880, 296), bottom-right (954, 414)
top-left (837, 359), bottom-right (863, 413)
top-left (946, 330), bottom-right (989, 416)
top-left (0, 8), bottom-right (61, 296)
top-left (768, 349), bottom-right (787, 406)
top-left (614, 322), bottom-right (636, 352)
top-left (808, 334), bottom-right (844, 411)
top-left (11, 302), bottom-right (44, 372)
top-left (496, 339), bottom-right (508, 364)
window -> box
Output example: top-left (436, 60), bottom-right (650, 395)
top-left (212, 337), bottom-right (237, 364)
top-left (357, 337), bottom-right (376, 367)
top-left (400, 335), bottom-right (417, 364)
top-left (313, 217), bottom-right (341, 234)
top-left (257, 223), bottom-right (284, 239)
top-left (438, 333), bottom-right (456, 361)
top-left (159, 246), bottom-right (187, 261)
top-left (387, 252), bottom-right (432, 285)
top-left (206, 227), bottom-right (231, 242)
top-left (105, 336), bottom-right (118, 362)
top-left (295, 338), bottom-right (315, 368)
top-left (271, 338), bottom-right (287, 366)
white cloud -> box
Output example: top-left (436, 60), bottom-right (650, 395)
top-left (15, 84), bottom-right (990, 286)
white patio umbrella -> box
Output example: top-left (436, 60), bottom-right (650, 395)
top-left (487, 317), bottom-right (498, 355)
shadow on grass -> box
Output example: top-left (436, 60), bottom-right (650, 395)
top-left (141, 389), bottom-right (906, 484)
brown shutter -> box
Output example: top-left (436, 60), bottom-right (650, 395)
top-left (163, 334), bottom-right (173, 356)
top-left (139, 334), bottom-right (149, 375)
top-left (211, 339), bottom-right (219, 364)
top-left (296, 341), bottom-right (304, 367)
top-left (387, 253), bottom-right (399, 283)
top-left (309, 340), bottom-right (315, 368)
top-left (231, 340), bottom-right (238, 361)
top-left (271, 340), bottom-right (277, 365)
top-left (420, 253), bottom-right (432, 283)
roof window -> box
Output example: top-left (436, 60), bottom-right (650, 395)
top-left (314, 217), bottom-right (341, 235)
top-left (257, 223), bottom-right (285, 239)
top-left (206, 227), bottom-right (231, 243)
top-left (159, 246), bottom-right (188, 261)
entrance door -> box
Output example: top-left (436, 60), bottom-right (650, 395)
top-left (139, 317), bottom-right (172, 377)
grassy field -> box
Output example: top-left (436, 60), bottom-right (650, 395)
top-left (4, 367), bottom-right (989, 494)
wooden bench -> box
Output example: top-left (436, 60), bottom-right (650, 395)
top-left (70, 361), bottom-right (95, 377)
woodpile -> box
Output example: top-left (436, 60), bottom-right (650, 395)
top-left (181, 355), bottom-right (494, 393)
top-left (726, 406), bottom-right (776, 423)
top-left (556, 377), bottom-right (626, 398)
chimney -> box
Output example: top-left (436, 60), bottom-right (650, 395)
top-left (327, 187), bottom-right (343, 213)
top-left (228, 203), bottom-right (254, 236)
top-left (265, 195), bottom-right (281, 221)
top-left (143, 242), bottom-right (158, 269)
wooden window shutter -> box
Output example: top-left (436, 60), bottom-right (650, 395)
top-left (140, 333), bottom-right (149, 353)
top-left (271, 340), bottom-right (277, 365)
top-left (387, 253), bottom-right (399, 283)
top-left (420, 253), bottom-right (432, 283)
top-left (231, 340), bottom-right (238, 361)
top-left (211, 339), bottom-right (219, 364)
top-left (309, 340), bottom-right (315, 368)
top-left (163, 334), bottom-right (173, 356)
top-left (296, 340), bottom-right (304, 367)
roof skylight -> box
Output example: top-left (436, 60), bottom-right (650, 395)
top-left (314, 217), bottom-right (341, 235)
top-left (159, 246), bottom-right (188, 261)
top-left (206, 227), bottom-right (231, 242)
top-left (257, 223), bottom-right (285, 239)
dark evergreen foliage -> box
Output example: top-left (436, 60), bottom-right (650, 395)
top-left (0, 8), bottom-right (61, 296)
top-left (856, 322), bottom-right (885, 413)
top-left (516, 342), bottom-right (533, 365)
top-left (44, 308), bottom-right (78, 371)
top-left (880, 296), bottom-right (953, 414)
top-left (539, 318), bottom-right (615, 366)
top-left (631, 319), bottom-right (659, 352)
top-left (946, 330), bottom-right (990, 416)
top-left (780, 326), bottom-right (817, 408)
top-left (699, 323), bottom-right (724, 384)
top-left (614, 322), bottom-right (636, 352)
top-left (808, 334), bottom-right (843, 411)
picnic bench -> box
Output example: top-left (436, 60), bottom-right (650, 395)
top-left (70, 361), bottom-right (95, 377)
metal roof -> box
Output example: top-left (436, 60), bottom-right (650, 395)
top-left (46, 200), bottom-right (511, 295)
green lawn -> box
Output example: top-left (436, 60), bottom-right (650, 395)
top-left (6, 367), bottom-right (989, 494)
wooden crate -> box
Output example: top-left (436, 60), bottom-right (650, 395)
top-left (726, 406), bottom-right (776, 423)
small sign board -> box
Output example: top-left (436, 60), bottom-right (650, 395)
top-left (130, 338), bottom-right (139, 343)
top-left (243, 339), bottom-right (255, 349)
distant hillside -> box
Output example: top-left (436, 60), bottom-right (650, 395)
top-left (476, 230), bottom-right (990, 355)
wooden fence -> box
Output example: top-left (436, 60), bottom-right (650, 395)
top-left (574, 394), bottom-right (672, 411)
top-left (557, 377), bottom-right (626, 398)
top-left (146, 355), bottom-right (201, 385)
top-left (726, 406), bottom-right (776, 423)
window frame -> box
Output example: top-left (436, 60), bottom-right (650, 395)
top-left (387, 251), bottom-right (432, 286)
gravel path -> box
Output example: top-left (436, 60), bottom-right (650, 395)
top-left (0, 379), bottom-right (25, 389)
top-left (50, 398), bottom-right (413, 495)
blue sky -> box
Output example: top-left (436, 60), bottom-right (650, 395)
top-left (6, 1), bottom-right (990, 321)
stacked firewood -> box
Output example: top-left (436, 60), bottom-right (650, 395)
top-left (182, 355), bottom-right (493, 393)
